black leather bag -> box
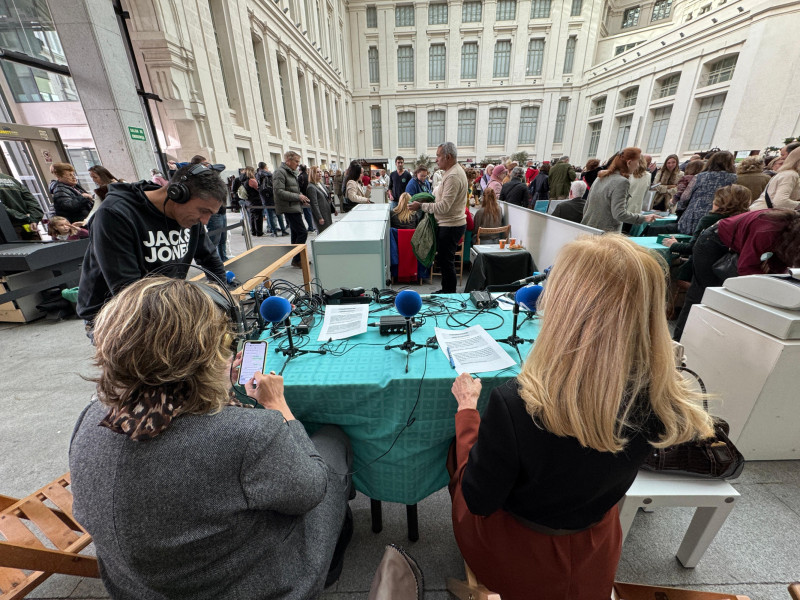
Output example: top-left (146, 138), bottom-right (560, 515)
top-left (706, 222), bottom-right (740, 281)
top-left (641, 367), bottom-right (745, 480)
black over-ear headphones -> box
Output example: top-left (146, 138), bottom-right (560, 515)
top-left (166, 163), bottom-right (211, 204)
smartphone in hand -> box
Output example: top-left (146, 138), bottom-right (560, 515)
top-left (238, 341), bottom-right (269, 385)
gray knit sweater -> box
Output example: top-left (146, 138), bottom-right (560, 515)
top-left (70, 399), bottom-right (341, 600)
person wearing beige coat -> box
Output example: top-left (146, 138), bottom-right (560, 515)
top-left (750, 147), bottom-right (800, 211)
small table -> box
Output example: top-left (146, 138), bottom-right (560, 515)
top-left (465, 245), bottom-right (536, 292)
top-left (630, 236), bottom-right (672, 264)
top-left (629, 214), bottom-right (678, 237)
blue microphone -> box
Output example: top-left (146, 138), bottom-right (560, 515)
top-left (516, 285), bottom-right (543, 312)
top-left (260, 296), bottom-right (292, 323)
top-left (395, 290), bottom-right (422, 318)
top-left (226, 271), bottom-right (236, 284)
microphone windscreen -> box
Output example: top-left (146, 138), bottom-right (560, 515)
top-left (395, 290), bottom-right (422, 318)
top-left (226, 270), bottom-right (236, 284)
top-left (516, 285), bottom-right (543, 312)
top-left (260, 296), bottom-right (292, 323)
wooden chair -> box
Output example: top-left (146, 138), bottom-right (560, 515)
top-left (447, 562), bottom-right (500, 600)
top-left (474, 225), bottom-right (510, 246)
top-left (0, 473), bottom-right (99, 600)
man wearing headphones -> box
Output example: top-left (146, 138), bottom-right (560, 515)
top-left (77, 164), bottom-right (227, 329)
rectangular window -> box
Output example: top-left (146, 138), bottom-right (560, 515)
top-left (397, 46), bottom-right (414, 82)
top-left (518, 106), bottom-right (539, 145)
top-left (647, 106), bottom-right (672, 153)
top-left (554, 98), bottom-right (569, 143)
top-left (699, 3), bottom-right (711, 14)
top-left (493, 40), bottom-right (511, 78)
top-left (614, 114), bottom-right (633, 150)
top-left (458, 109), bottom-right (477, 146)
top-left (651, 0), bottom-right (672, 21)
top-left (622, 6), bottom-right (640, 28)
top-left (366, 6), bottom-right (378, 27)
top-left (615, 42), bottom-right (638, 55)
top-left (526, 39), bottom-right (545, 76)
top-left (462, 0), bottom-right (482, 22)
top-left (429, 44), bottom-right (446, 81)
top-left (487, 108), bottom-right (507, 146)
top-left (395, 4), bottom-right (414, 26)
top-left (655, 74), bottom-right (680, 99)
top-left (588, 122), bottom-right (602, 156)
top-left (461, 42), bottom-right (478, 79)
top-left (705, 55), bottom-right (737, 86)
top-left (530, 0), bottom-right (550, 18)
top-left (397, 111), bottom-right (416, 148)
top-left (590, 96), bottom-right (606, 116)
top-left (428, 3), bottom-right (448, 24)
top-left (428, 110), bottom-right (446, 147)
top-left (690, 94), bottom-right (725, 150)
top-left (371, 106), bottom-right (382, 149)
top-left (368, 47), bottom-right (379, 84)
top-left (621, 87), bottom-right (639, 108)
top-left (570, 0), bottom-right (583, 17)
top-left (496, 0), bottom-right (516, 21)
top-left (563, 36), bottom-right (576, 74)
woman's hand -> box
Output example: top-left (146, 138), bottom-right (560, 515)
top-left (246, 371), bottom-right (295, 421)
top-left (227, 351), bottom-right (243, 387)
top-left (452, 373), bottom-right (481, 412)
top-left (643, 213), bottom-right (659, 223)
top-left (662, 236), bottom-right (677, 248)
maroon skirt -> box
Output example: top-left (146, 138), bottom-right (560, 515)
top-left (448, 410), bottom-right (622, 600)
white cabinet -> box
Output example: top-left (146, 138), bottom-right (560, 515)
top-left (312, 219), bottom-right (390, 291)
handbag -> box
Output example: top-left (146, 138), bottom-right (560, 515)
top-left (707, 222), bottom-right (740, 281)
top-left (641, 367), bottom-right (745, 480)
top-left (368, 544), bottom-right (424, 600)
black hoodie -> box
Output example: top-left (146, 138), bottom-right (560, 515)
top-left (77, 180), bottom-right (225, 321)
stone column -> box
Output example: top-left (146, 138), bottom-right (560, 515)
top-left (48, 0), bottom-right (156, 181)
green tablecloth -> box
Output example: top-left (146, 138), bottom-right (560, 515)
top-left (629, 214), bottom-right (677, 237)
top-left (258, 295), bottom-right (538, 504)
top-left (631, 236), bottom-right (672, 263)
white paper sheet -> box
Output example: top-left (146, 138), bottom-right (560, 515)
top-left (317, 304), bottom-right (369, 341)
top-left (434, 325), bottom-right (517, 375)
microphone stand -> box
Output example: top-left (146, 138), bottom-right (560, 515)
top-left (275, 317), bottom-right (326, 375)
top-left (497, 301), bottom-right (534, 363)
top-left (385, 316), bottom-right (438, 373)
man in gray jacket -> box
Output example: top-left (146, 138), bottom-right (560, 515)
top-left (273, 151), bottom-right (311, 267)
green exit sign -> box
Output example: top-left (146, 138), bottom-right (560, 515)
top-left (128, 126), bottom-right (146, 141)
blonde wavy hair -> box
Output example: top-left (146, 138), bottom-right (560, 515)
top-left (517, 235), bottom-right (713, 453)
top-left (92, 277), bottom-right (233, 415)
top-left (393, 192), bottom-right (416, 223)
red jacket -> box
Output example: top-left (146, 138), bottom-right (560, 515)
top-left (718, 210), bottom-right (788, 275)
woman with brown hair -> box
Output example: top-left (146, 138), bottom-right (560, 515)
top-left (581, 148), bottom-right (659, 232)
top-left (473, 187), bottom-right (502, 240)
top-left (652, 154), bottom-right (683, 211)
top-left (580, 158), bottom-right (601, 197)
top-left (735, 157), bottom-right (770, 202)
top-left (390, 192), bottom-right (420, 229)
top-left (676, 151), bottom-right (737, 235)
top-left (672, 159), bottom-right (705, 207)
top-left (448, 234), bottom-right (714, 600)
top-left (70, 277), bottom-right (354, 599)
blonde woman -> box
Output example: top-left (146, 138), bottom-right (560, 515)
top-left (390, 192), bottom-right (420, 229)
top-left (448, 235), bottom-right (713, 600)
top-left (628, 156), bottom-right (651, 215)
top-left (70, 277), bottom-right (354, 598)
top-left (750, 146), bottom-right (800, 211)
top-left (307, 166), bottom-right (336, 233)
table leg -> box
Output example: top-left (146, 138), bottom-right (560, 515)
top-left (407, 504), bottom-right (419, 542)
top-left (299, 245), bottom-right (312, 294)
top-left (676, 502), bottom-right (736, 568)
top-left (370, 499), bottom-right (383, 533)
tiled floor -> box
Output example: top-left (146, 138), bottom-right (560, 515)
top-left (1, 212), bottom-right (797, 599)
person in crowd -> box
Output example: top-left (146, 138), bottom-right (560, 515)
top-left (676, 151), bottom-right (737, 235)
top-left (499, 167), bottom-right (530, 208)
top-left (501, 160), bottom-right (518, 185)
top-left (307, 165), bottom-right (336, 234)
top-left (735, 157), bottom-right (770, 203)
top-left (377, 169), bottom-right (389, 186)
top-left (51, 162), bottom-right (94, 224)
top-left (342, 161), bottom-right (372, 213)
top-left (486, 164), bottom-right (505, 198)
top-left (581, 148), bottom-right (659, 233)
top-left (749, 146), bottom-right (800, 211)
top-left (480, 164), bottom-right (494, 192)
top-left (663, 184), bottom-right (751, 283)
top-left (628, 156), bottom-right (651, 215)
top-left (673, 159), bottom-right (705, 208)
top-left (528, 163), bottom-right (550, 205)
top-left (0, 171), bottom-right (43, 240)
top-left (408, 142), bottom-right (468, 293)
top-left (525, 161), bottom-right (538, 186)
top-left (274, 151), bottom-right (312, 267)
top-left (333, 169), bottom-right (344, 210)
top-left (233, 166), bottom-right (263, 237)
top-left (258, 162), bottom-right (288, 237)
top-left (47, 215), bottom-right (88, 241)
top-left (765, 142), bottom-right (800, 174)
top-left (151, 169), bottom-right (169, 187)
top-left (391, 192), bottom-right (421, 230)
top-left (448, 234), bottom-right (714, 600)
top-left (432, 168), bottom-right (445, 195)
top-left (552, 180), bottom-right (588, 223)
top-left (406, 165), bottom-right (432, 196)
top-left (651, 154), bottom-right (682, 211)
top-left (680, 153), bottom-right (702, 171)
top-left (673, 209), bottom-right (800, 341)
top-left (548, 156), bottom-right (576, 200)
top-left (387, 156), bottom-right (412, 205)
top-left (76, 163), bottom-right (226, 329)
top-left (71, 277), bottom-right (354, 600)
top-left (473, 187), bottom-right (502, 241)
top-left (296, 164), bottom-right (316, 233)
top-left (89, 166), bottom-right (119, 188)
top-left (643, 154), bottom-right (658, 184)
top-left (580, 158), bottom-right (601, 199)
